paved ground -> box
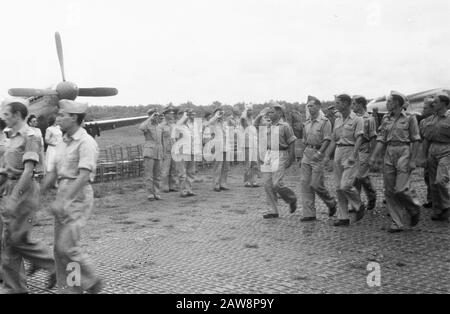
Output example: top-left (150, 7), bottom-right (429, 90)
top-left (27, 164), bottom-right (449, 294)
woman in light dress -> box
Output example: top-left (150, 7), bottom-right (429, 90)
top-left (44, 115), bottom-right (63, 173)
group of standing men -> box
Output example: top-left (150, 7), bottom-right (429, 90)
top-left (139, 104), bottom-right (253, 200)
top-left (255, 91), bottom-right (449, 233)
top-left (141, 91), bottom-right (450, 234)
top-left (0, 98), bottom-right (102, 294)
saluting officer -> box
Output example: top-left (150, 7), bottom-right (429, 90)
top-left (421, 91), bottom-right (450, 222)
top-left (240, 104), bottom-right (259, 188)
top-left (351, 95), bottom-right (377, 211)
top-left (327, 94), bottom-right (365, 226)
top-left (41, 100), bottom-right (102, 293)
top-left (205, 107), bottom-right (231, 192)
top-left (160, 105), bottom-right (180, 193)
top-left (139, 108), bottom-right (163, 201)
top-left (254, 102), bottom-right (297, 219)
top-left (300, 96), bottom-right (337, 222)
top-left (369, 91), bottom-right (421, 232)
top-left (0, 99), bottom-right (55, 294)
top-left (175, 109), bottom-right (198, 198)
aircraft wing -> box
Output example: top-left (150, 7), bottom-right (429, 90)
top-left (84, 116), bottom-right (148, 131)
top-left (367, 88), bottom-right (450, 115)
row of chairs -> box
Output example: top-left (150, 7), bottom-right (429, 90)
top-left (93, 140), bottom-right (304, 183)
top-left (95, 145), bottom-right (144, 183)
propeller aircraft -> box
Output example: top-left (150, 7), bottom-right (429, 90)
top-left (3, 32), bottom-right (147, 137)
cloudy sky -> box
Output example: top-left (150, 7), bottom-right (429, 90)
top-left (0, 0), bottom-right (448, 106)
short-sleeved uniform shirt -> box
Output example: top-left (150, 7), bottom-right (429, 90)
top-left (376, 112), bottom-right (421, 144)
top-left (49, 127), bottom-right (98, 182)
top-left (173, 120), bottom-right (199, 156)
top-left (0, 136), bottom-right (9, 160)
top-left (240, 115), bottom-right (257, 149)
top-left (139, 119), bottom-right (163, 160)
top-left (267, 120), bottom-right (296, 151)
top-left (332, 111), bottom-right (364, 146)
top-left (31, 127), bottom-right (44, 147)
top-left (45, 125), bottom-right (63, 147)
top-left (3, 124), bottom-right (41, 177)
top-left (209, 120), bottom-right (235, 153)
top-left (358, 112), bottom-right (377, 153)
top-left (159, 120), bottom-right (176, 155)
top-left (425, 112), bottom-right (450, 143)
top-left (423, 111), bottom-right (450, 159)
top-left (303, 115), bottom-right (332, 147)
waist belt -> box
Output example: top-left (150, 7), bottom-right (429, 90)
top-left (7, 176), bottom-right (38, 181)
top-left (58, 177), bottom-right (93, 184)
top-left (269, 147), bottom-right (289, 151)
top-left (430, 141), bottom-right (450, 145)
top-left (387, 142), bottom-right (409, 147)
top-left (306, 144), bottom-right (321, 150)
top-left (336, 144), bottom-right (354, 147)
top-left (58, 177), bottom-right (77, 182)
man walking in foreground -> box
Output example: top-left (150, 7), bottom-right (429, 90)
top-left (42, 100), bottom-right (102, 293)
top-left (351, 95), bottom-right (377, 211)
top-left (0, 99), bottom-right (55, 294)
top-left (369, 91), bottom-right (421, 232)
top-left (327, 94), bottom-right (366, 227)
top-left (255, 102), bottom-right (297, 219)
top-left (420, 91), bottom-right (450, 222)
top-left (300, 96), bottom-right (337, 222)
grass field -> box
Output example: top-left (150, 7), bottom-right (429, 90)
top-left (95, 124), bottom-right (307, 156)
top-left (96, 125), bottom-right (144, 148)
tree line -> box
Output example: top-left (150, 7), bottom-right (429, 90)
top-left (85, 100), bottom-right (336, 122)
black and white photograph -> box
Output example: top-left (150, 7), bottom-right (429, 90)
top-left (0, 0), bottom-right (448, 299)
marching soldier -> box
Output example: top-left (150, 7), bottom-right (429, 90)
top-left (254, 103), bottom-right (297, 219)
top-left (421, 91), bottom-right (450, 222)
top-left (351, 95), bottom-right (377, 210)
top-left (41, 99), bottom-right (102, 293)
top-left (205, 107), bottom-right (231, 192)
top-left (327, 94), bottom-right (365, 226)
top-left (0, 99), bottom-right (55, 294)
top-left (139, 108), bottom-right (163, 201)
top-left (240, 104), bottom-right (259, 188)
top-left (175, 109), bottom-right (198, 198)
top-left (369, 91), bottom-right (421, 232)
top-left (160, 105), bottom-right (180, 193)
top-left (300, 96), bottom-right (337, 221)
top-left (419, 97), bottom-right (435, 209)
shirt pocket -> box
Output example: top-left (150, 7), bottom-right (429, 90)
top-left (394, 122), bottom-right (409, 140)
top-left (5, 148), bottom-right (24, 170)
top-left (334, 125), bottom-right (344, 140)
top-left (398, 121), bottom-right (409, 130)
top-left (143, 144), bottom-right (156, 158)
top-left (342, 123), bottom-right (354, 138)
top-left (62, 156), bottom-right (79, 174)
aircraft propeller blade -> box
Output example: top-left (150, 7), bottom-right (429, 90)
top-left (78, 87), bottom-right (119, 97)
top-left (8, 88), bottom-right (58, 98)
top-left (55, 32), bottom-right (66, 82)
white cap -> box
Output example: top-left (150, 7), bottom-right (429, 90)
top-left (59, 99), bottom-right (88, 114)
